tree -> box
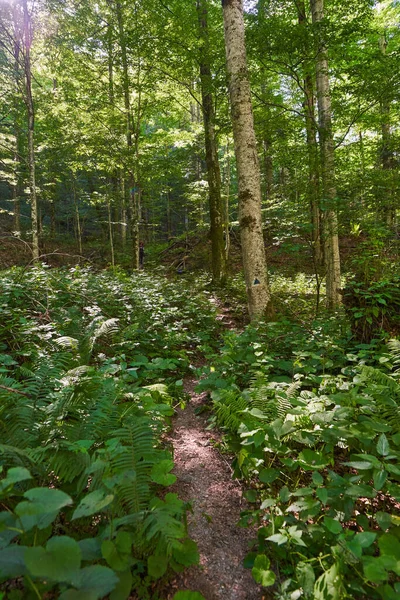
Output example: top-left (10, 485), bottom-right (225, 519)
top-left (310, 0), bottom-right (341, 309)
top-left (222, 0), bottom-right (271, 319)
top-left (197, 0), bottom-right (226, 285)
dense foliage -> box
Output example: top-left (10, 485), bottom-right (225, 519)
top-left (200, 301), bottom-right (400, 599)
top-left (0, 266), bottom-right (218, 599)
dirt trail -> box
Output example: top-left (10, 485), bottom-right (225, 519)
top-left (165, 374), bottom-right (266, 600)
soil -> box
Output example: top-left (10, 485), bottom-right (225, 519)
top-left (165, 376), bottom-right (267, 600)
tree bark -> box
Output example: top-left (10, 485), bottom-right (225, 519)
top-left (222, 0), bottom-right (272, 319)
top-left (298, 0), bottom-right (322, 267)
top-left (22, 0), bottom-right (39, 261)
top-left (310, 0), bottom-right (341, 309)
top-left (197, 0), bottom-right (227, 285)
top-left (115, 0), bottom-right (139, 268)
top-left (379, 35), bottom-right (395, 227)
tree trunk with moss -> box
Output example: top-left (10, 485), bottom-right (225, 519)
top-left (222, 0), bottom-right (271, 319)
top-left (197, 0), bottom-right (227, 285)
top-left (310, 0), bottom-right (341, 309)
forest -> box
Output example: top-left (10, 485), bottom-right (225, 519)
top-left (0, 0), bottom-right (400, 598)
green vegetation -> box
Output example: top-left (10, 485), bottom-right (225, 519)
top-left (0, 266), bottom-right (218, 599)
top-left (200, 288), bottom-right (400, 600)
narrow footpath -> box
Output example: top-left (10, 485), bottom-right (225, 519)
top-left (165, 373), bottom-right (266, 600)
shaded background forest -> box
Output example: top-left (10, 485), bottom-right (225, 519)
top-left (0, 0), bottom-right (399, 272)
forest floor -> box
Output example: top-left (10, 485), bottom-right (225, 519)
top-left (163, 300), bottom-right (269, 600)
top-left (164, 376), bottom-right (266, 600)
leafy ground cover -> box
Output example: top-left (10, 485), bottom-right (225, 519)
top-left (0, 265), bottom-right (220, 599)
top-left (199, 300), bottom-right (400, 600)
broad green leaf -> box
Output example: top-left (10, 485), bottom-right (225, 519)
top-left (251, 554), bottom-right (276, 587)
top-left (267, 533), bottom-right (287, 545)
top-left (298, 450), bottom-right (329, 470)
top-left (110, 569), bottom-right (133, 600)
top-left (279, 486), bottom-right (290, 503)
top-left (373, 470), bottom-right (388, 491)
top-left (296, 562), bottom-right (315, 597)
top-left (148, 553), bottom-right (168, 578)
top-left (72, 490), bottom-right (114, 520)
top-left (0, 467), bottom-right (32, 492)
top-left (312, 471), bottom-right (324, 485)
top-left (16, 488), bottom-right (73, 531)
top-left (314, 563), bottom-right (343, 600)
top-left (376, 512), bottom-right (392, 531)
top-left (59, 591), bottom-right (97, 600)
top-left (101, 540), bottom-right (131, 572)
top-left (259, 468), bottom-right (279, 484)
top-left (379, 534), bottom-right (400, 560)
top-left (173, 538), bottom-right (199, 567)
top-left (71, 565), bottom-right (119, 595)
top-left (316, 488), bottom-right (328, 505)
top-left (363, 556), bottom-right (391, 583)
top-left (354, 532), bottom-right (376, 548)
top-left (151, 459), bottom-right (177, 486)
top-left (78, 538), bottom-right (102, 561)
top-left (25, 536), bottom-right (81, 583)
top-left (0, 546), bottom-right (28, 578)
top-left (377, 434), bottom-right (390, 457)
top-left (324, 517), bottom-right (342, 535)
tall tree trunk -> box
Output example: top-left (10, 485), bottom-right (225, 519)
top-left (298, 0), bottom-right (322, 267)
top-left (222, 0), bottom-right (271, 319)
top-left (115, 0), bottom-right (138, 268)
top-left (310, 0), bottom-right (341, 309)
top-left (197, 0), bottom-right (227, 285)
top-left (379, 34), bottom-right (395, 228)
top-left (12, 8), bottom-right (21, 237)
top-left (22, 0), bottom-right (39, 261)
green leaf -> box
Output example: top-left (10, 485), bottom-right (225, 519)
top-left (25, 536), bottom-right (81, 583)
top-left (71, 565), bottom-right (119, 597)
top-left (314, 563), bottom-right (343, 599)
top-left (72, 490), bottom-right (114, 520)
top-left (173, 538), bottom-right (199, 567)
top-left (279, 486), bottom-right (290, 503)
top-left (148, 553), bottom-right (168, 579)
top-left (354, 532), bottom-right (376, 548)
top-left (377, 434), bottom-right (390, 457)
top-left (298, 450), bottom-right (329, 470)
top-left (151, 459), bottom-right (177, 486)
top-left (376, 512), bottom-right (392, 531)
top-left (363, 556), bottom-right (390, 583)
top-left (16, 488), bottom-right (73, 531)
top-left (316, 487), bottom-right (328, 505)
top-left (251, 554), bottom-right (276, 587)
top-left (373, 469), bottom-right (387, 491)
top-left (0, 546), bottom-right (28, 578)
top-left (259, 468), bottom-right (279, 484)
top-left (78, 538), bottom-right (102, 561)
top-left (0, 467), bottom-right (32, 492)
top-left (267, 533), bottom-right (287, 545)
top-left (379, 534), bottom-right (400, 560)
top-left (296, 562), bottom-right (315, 596)
top-left (312, 471), bottom-right (324, 485)
top-left (324, 517), bottom-right (342, 535)
top-left (110, 569), bottom-right (133, 600)
top-left (59, 591), bottom-right (98, 600)
top-left (101, 540), bottom-right (131, 572)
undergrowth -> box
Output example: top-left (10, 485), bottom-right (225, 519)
top-left (200, 311), bottom-right (400, 600)
top-left (0, 265), bottom-right (219, 600)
